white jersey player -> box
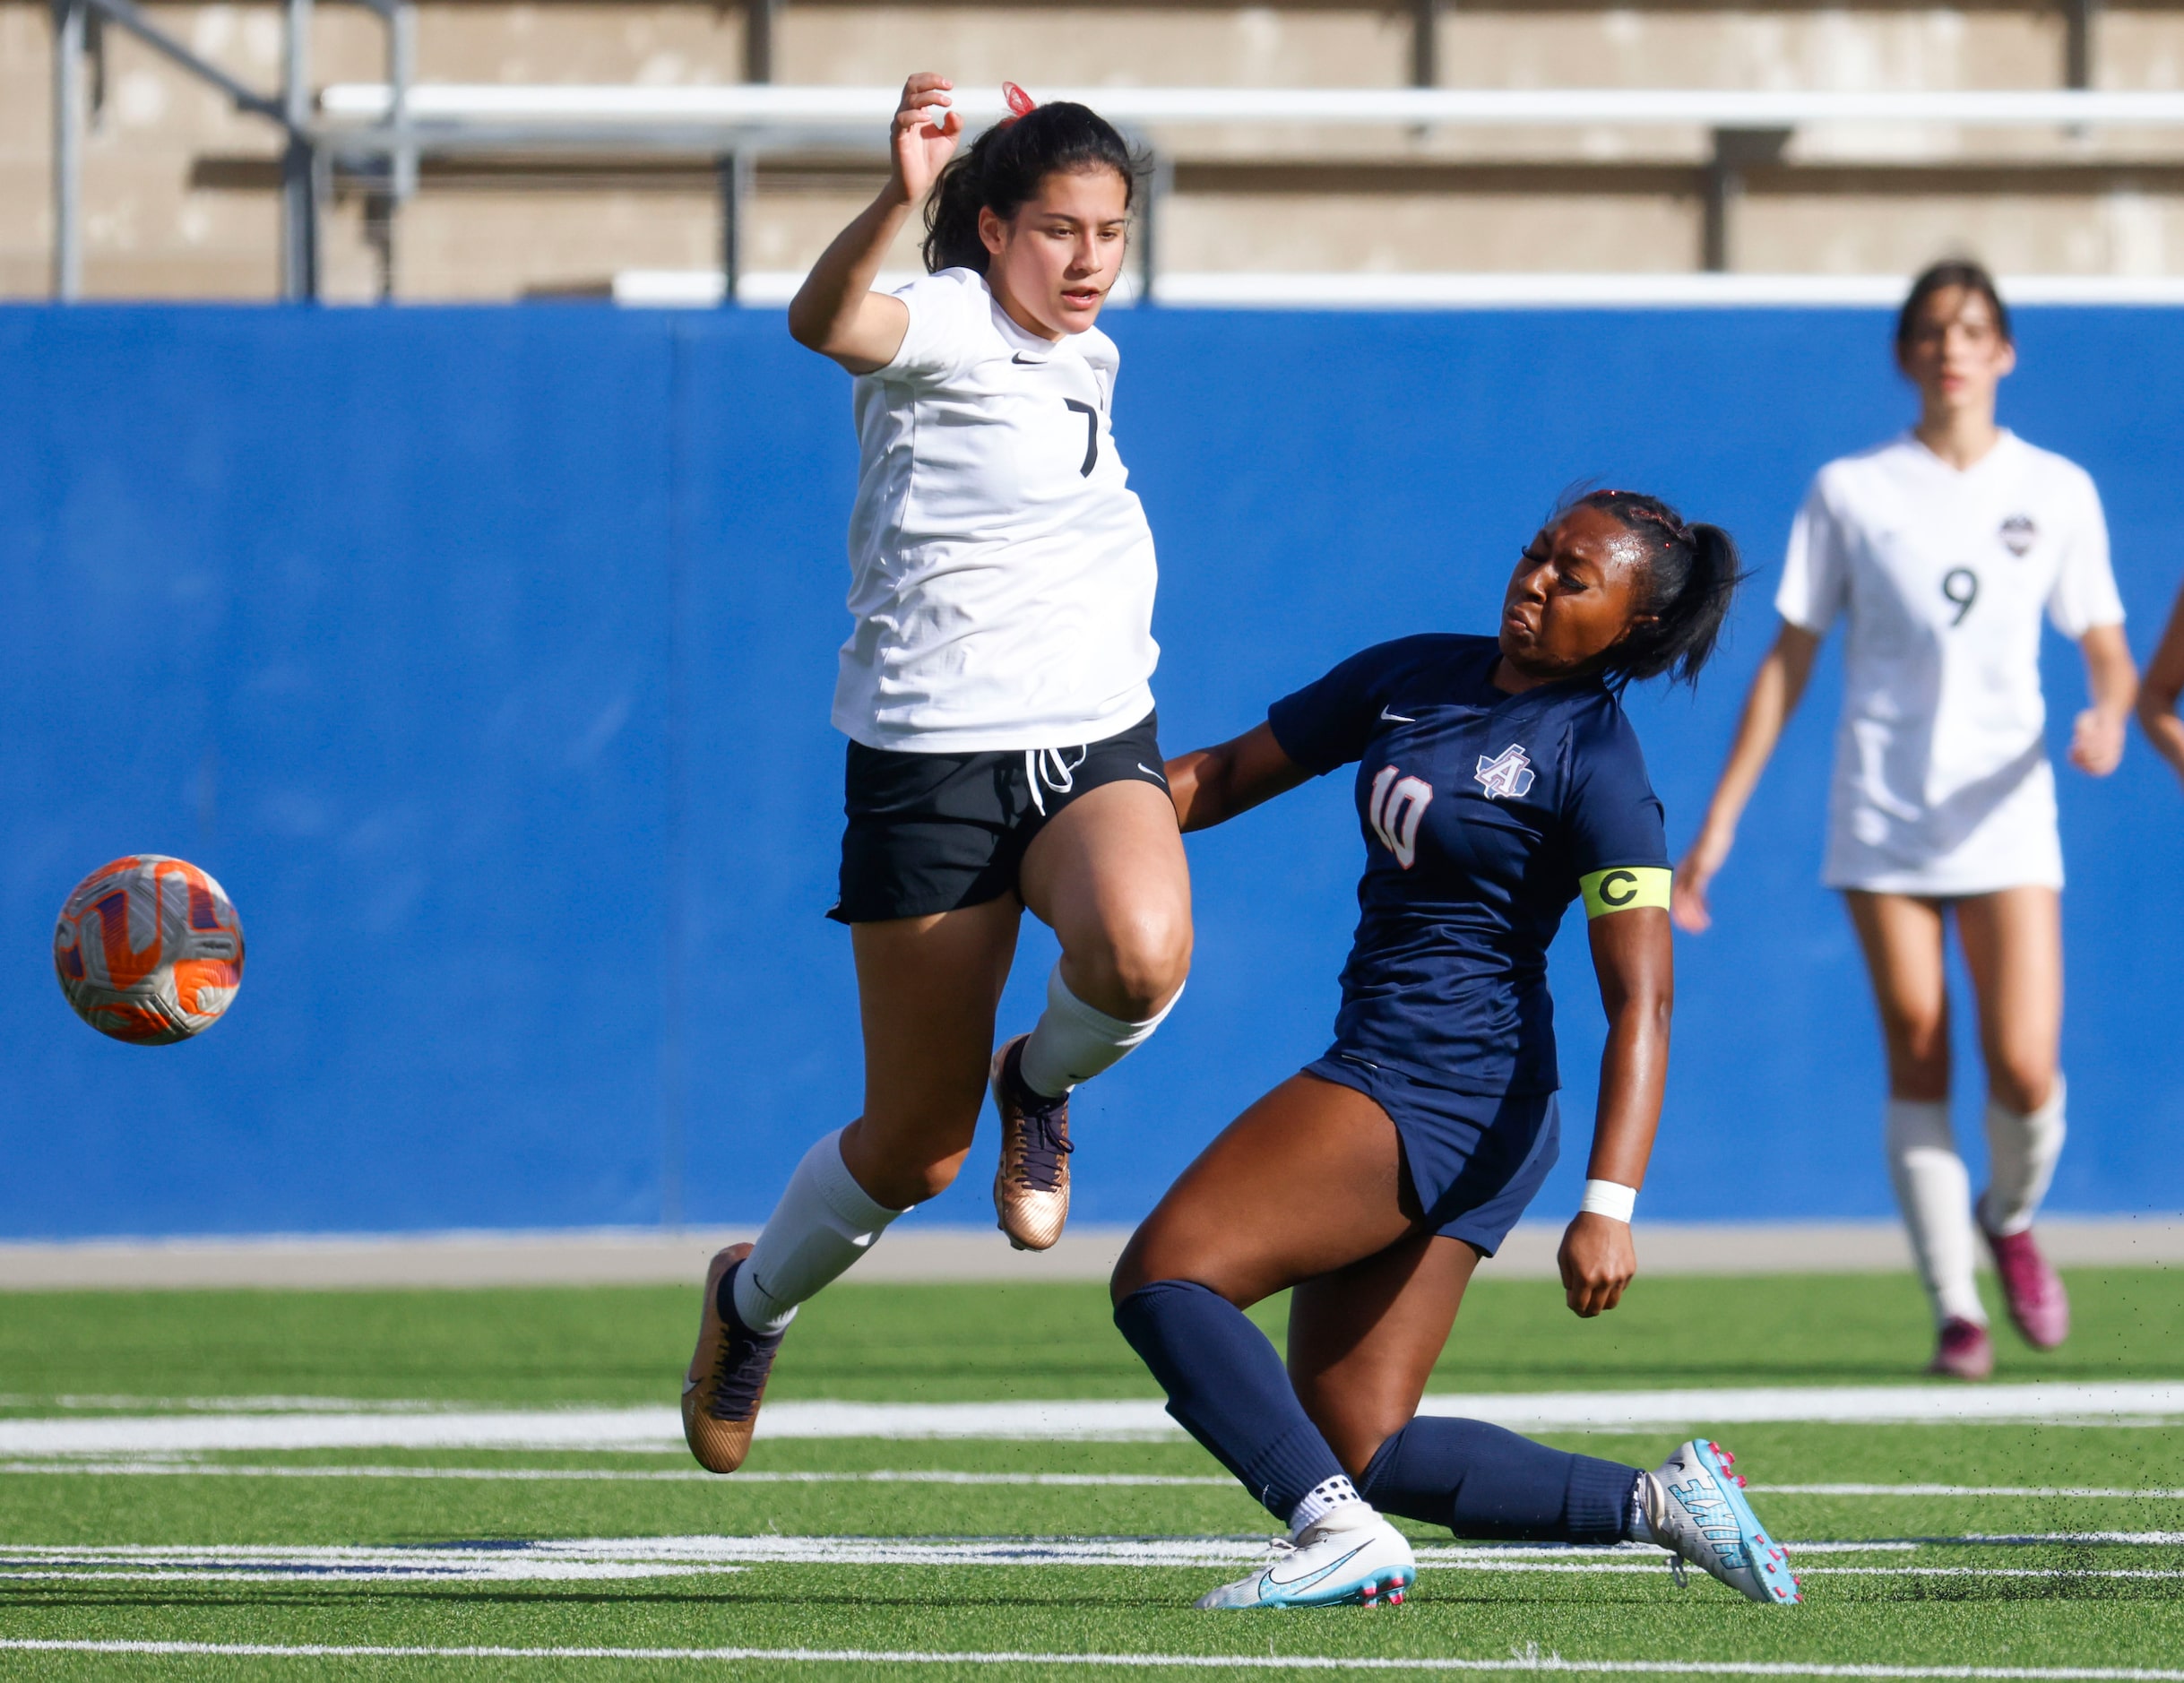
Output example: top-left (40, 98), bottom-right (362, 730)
top-left (1674, 263), bottom-right (2137, 1380)
top-left (679, 75), bottom-right (1193, 1474)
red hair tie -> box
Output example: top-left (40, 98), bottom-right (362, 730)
top-left (1000, 82), bottom-right (1038, 125)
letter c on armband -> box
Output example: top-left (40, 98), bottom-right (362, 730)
top-left (1580, 867), bottom-right (1672, 920)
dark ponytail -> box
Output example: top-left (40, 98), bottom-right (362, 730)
top-left (922, 100), bottom-right (1142, 275)
top-left (1569, 489), bottom-right (1748, 688)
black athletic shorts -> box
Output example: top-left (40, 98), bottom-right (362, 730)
top-left (832, 711), bottom-right (1169, 924)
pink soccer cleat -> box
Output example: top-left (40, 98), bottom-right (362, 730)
top-left (1927, 1316), bottom-right (1993, 1381)
top-left (1981, 1223), bottom-right (2070, 1350)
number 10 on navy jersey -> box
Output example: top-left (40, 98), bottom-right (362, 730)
top-left (1368, 766), bottom-right (1434, 868)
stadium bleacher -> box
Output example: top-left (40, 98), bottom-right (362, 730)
top-left (10, 1), bottom-right (2184, 302)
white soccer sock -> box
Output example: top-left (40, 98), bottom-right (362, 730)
top-left (1290, 1474), bottom-right (1366, 1534)
top-left (1885, 1098), bottom-right (1986, 1328)
top-left (1016, 962), bottom-right (1181, 1099)
top-left (1978, 1075), bottom-right (2067, 1238)
top-left (732, 1128), bottom-right (906, 1334)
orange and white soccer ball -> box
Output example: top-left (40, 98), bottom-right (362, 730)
top-left (53, 856), bottom-right (246, 1044)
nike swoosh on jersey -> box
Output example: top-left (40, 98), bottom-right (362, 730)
top-left (1263, 1541), bottom-right (1370, 1598)
top-left (1012, 352), bottom-right (1044, 365)
top-left (1379, 706), bottom-right (1414, 723)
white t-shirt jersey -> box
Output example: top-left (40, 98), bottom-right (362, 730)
top-left (1777, 430), bottom-right (2124, 894)
top-left (833, 268), bottom-right (1160, 753)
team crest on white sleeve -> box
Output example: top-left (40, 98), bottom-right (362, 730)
top-left (1368, 765), bottom-right (1434, 868)
top-left (1473, 744), bottom-right (1536, 800)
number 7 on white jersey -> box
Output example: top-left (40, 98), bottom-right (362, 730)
top-left (1369, 765), bottom-right (1434, 868)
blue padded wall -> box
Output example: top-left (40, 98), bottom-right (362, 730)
top-left (0, 301), bottom-right (2178, 1239)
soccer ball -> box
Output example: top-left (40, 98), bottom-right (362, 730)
top-left (53, 856), bottom-right (246, 1044)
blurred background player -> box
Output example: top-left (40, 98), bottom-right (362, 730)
top-left (1672, 262), bottom-right (2137, 1380)
top-left (1110, 493), bottom-right (1797, 1610)
top-left (2134, 577), bottom-right (2184, 786)
top-left (682, 74), bottom-right (1191, 1473)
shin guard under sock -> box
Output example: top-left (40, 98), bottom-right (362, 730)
top-left (1979, 1075), bottom-right (2066, 1238)
top-left (1886, 1097), bottom-right (1986, 1328)
top-left (1358, 1416), bottom-right (1640, 1544)
top-left (732, 1129), bottom-right (905, 1333)
top-left (1018, 964), bottom-right (1180, 1099)
top-left (1114, 1279), bottom-right (1351, 1525)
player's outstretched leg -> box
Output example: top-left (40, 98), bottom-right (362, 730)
top-left (1851, 893), bottom-right (1994, 1379)
top-left (1636, 1440), bottom-right (1802, 1604)
top-left (682, 1243), bottom-right (786, 1473)
top-left (1977, 1087), bottom-right (2070, 1349)
top-left (681, 1126), bottom-right (912, 1471)
top-left (1348, 1416), bottom-right (1800, 1605)
top-left (1958, 889), bottom-right (2071, 1351)
top-left (1886, 1098), bottom-right (1994, 1380)
top-left (1114, 1278), bottom-right (1415, 1608)
top-left (1002, 780), bottom-right (1190, 1250)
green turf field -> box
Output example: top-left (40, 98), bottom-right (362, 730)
top-left (0, 1267), bottom-right (2178, 1679)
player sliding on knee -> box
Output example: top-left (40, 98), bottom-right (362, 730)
top-left (1112, 492), bottom-right (1798, 1609)
top-left (682, 75), bottom-right (1189, 1473)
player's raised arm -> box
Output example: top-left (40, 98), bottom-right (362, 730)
top-left (1163, 723), bottom-right (1312, 833)
top-left (1558, 901), bottom-right (1673, 1319)
top-left (1670, 621), bottom-right (1820, 934)
top-left (2137, 579), bottom-right (2184, 785)
top-left (786, 73), bottom-right (962, 371)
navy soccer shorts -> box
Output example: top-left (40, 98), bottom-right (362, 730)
top-left (1303, 1052), bottom-right (1560, 1256)
top-left (832, 712), bottom-right (1169, 925)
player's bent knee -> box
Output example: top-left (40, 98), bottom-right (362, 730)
top-left (880, 1151), bottom-right (971, 1207)
top-left (1990, 1059), bottom-right (2056, 1117)
top-left (846, 1111), bottom-right (981, 1207)
top-left (1090, 912), bottom-right (1193, 1019)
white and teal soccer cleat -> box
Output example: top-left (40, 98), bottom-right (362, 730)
top-left (1195, 1503), bottom-right (1417, 1610)
top-left (1644, 1439), bottom-right (1801, 1604)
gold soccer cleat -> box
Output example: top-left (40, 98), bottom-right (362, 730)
top-left (680, 1242), bottom-right (785, 1473)
top-left (989, 1035), bottom-right (1074, 1251)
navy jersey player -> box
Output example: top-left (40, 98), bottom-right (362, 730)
top-left (1112, 492), bottom-right (1802, 1611)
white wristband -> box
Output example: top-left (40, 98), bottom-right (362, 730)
top-left (1579, 1179), bottom-right (1637, 1222)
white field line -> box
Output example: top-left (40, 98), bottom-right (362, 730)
top-left (4, 1638), bottom-right (2184, 1678)
top-left (1, 1536), bottom-right (2174, 1581)
top-left (2, 1382), bottom-right (2180, 1455)
top-left (4, 1460), bottom-right (2183, 1504)
top-left (6, 1460), bottom-right (2184, 1506)
top-left (0, 1460), bottom-right (1233, 1487)
top-left (1759, 1485), bottom-right (2184, 1500)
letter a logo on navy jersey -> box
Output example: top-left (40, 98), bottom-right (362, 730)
top-left (1368, 764), bottom-right (1434, 869)
top-left (1474, 744), bottom-right (1536, 800)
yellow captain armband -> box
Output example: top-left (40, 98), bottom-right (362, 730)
top-left (1580, 867), bottom-right (1672, 919)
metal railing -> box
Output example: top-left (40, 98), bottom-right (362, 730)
top-left (48, 0), bottom-right (412, 301)
top-left (58, 56), bottom-right (2184, 299)
top-left (312, 82), bottom-right (2184, 298)
top-left (317, 82), bottom-right (2184, 130)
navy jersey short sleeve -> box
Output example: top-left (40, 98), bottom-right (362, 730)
top-left (1261, 634), bottom-right (1670, 1095)
top-left (1561, 711), bottom-right (1670, 876)
top-left (1268, 635), bottom-right (1451, 774)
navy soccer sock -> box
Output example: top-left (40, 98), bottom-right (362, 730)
top-left (1113, 1279), bottom-right (1349, 1523)
top-left (1359, 1416), bottom-right (1640, 1544)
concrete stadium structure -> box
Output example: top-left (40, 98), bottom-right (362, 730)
top-left (13, 3), bottom-right (2184, 302)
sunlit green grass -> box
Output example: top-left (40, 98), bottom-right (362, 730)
top-left (0, 1270), bottom-right (2176, 1679)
